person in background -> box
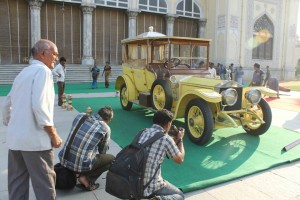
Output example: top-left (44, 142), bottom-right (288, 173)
top-left (58, 106), bottom-right (115, 191)
top-left (226, 66), bottom-right (232, 80)
top-left (219, 64), bottom-right (226, 80)
top-left (138, 109), bottom-right (185, 200)
top-left (91, 64), bottom-right (100, 89)
top-left (264, 66), bottom-right (271, 86)
top-left (102, 61), bottom-right (112, 88)
top-left (208, 62), bottom-right (216, 78)
top-left (235, 66), bottom-right (244, 85)
top-left (1, 39), bottom-right (62, 200)
top-left (249, 63), bottom-right (265, 86)
top-left (267, 77), bottom-right (280, 98)
top-left (52, 57), bottom-right (67, 106)
top-left (198, 61), bottom-right (205, 68)
top-left (229, 63), bottom-right (234, 81)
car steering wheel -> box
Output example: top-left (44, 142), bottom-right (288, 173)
top-left (164, 58), bottom-right (181, 68)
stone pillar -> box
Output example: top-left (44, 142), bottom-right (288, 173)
top-left (127, 10), bottom-right (139, 38)
top-left (28, 0), bottom-right (43, 47)
top-left (197, 18), bottom-right (207, 38)
top-left (166, 15), bottom-right (176, 36)
top-left (81, 5), bottom-right (95, 65)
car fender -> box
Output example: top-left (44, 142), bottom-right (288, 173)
top-left (173, 88), bottom-right (222, 118)
top-left (115, 75), bottom-right (137, 101)
top-left (243, 86), bottom-right (277, 97)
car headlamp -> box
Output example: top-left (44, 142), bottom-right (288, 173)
top-left (170, 75), bottom-right (177, 83)
top-left (245, 89), bottom-right (261, 105)
top-left (221, 88), bottom-right (238, 106)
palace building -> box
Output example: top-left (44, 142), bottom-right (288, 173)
top-left (0, 0), bottom-right (298, 81)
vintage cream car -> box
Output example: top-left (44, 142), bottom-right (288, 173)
top-left (115, 29), bottom-right (277, 145)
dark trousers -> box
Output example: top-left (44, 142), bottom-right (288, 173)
top-left (80, 154), bottom-right (115, 183)
top-left (57, 81), bottom-right (65, 106)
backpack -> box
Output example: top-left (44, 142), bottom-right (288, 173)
top-left (105, 130), bottom-right (164, 199)
top-left (54, 163), bottom-right (77, 190)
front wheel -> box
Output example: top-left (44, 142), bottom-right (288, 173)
top-left (243, 98), bottom-right (272, 135)
top-left (151, 79), bottom-right (173, 110)
top-left (185, 99), bottom-right (214, 145)
top-left (120, 83), bottom-right (133, 111)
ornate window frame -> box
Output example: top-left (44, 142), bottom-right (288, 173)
top-left (252, 14), bottom-right (274, 60)
top-left (95, 0), bottom-right (128, 9)
top-left (176, 0), bottom-right (201, 19)
top-left (138, 0), bottom-right (167, 14)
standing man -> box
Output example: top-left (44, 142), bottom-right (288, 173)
top-left (208, 62), bottom-right (216, 78)
top-left (1, 39), bottom-right (63, 200)
top-left (91, 64), bottom-right (100, 89)
top-left (264, 66), bottom-right (271, 86)
top-left (219, 64), bottom-right (226, 80)
top-left (52, 57), bottom-right (66, 106)
top-left (249, 63), bottom-right (265, 86)
top-left (102, 61), bottom-right (111, 88)
top-left (235, 66), bottom-right (244, 85)
top-left (138, 109), bottom-right (185, 200)
top-left (229, 63), bottom-right (234, 81)
top-left (59, 106), bottom-right (115, 191)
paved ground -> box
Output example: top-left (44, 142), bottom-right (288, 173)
top-left (1, 88), bottom-right (300, 200)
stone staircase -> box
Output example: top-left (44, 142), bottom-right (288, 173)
top-left (0, 64), bottom-right (123, 85)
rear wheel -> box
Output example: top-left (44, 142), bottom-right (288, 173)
top-left (151, 79), bottom-right (173, 110)
top-left (185, 99), bottom-right (214, 145)
top-left (120, 83), bottom-right (133, 111)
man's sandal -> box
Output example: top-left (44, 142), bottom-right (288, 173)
top-left (76, 182), bottom-right (99, 191)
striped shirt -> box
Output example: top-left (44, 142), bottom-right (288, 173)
top-left (138, 124), bottom-right (180, 197)
top-left (58, 113), bottom-right (110, 172)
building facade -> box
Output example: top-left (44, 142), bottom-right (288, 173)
top-left (0, 0), bottom-right (298, 81)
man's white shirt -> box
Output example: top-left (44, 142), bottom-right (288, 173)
top-left (52, 63), bottom-right (66, 82)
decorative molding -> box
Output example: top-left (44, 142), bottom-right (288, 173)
top-left (165, 15), bottom-right (177, 24)
top-left (81, 6), bottom-right (94, 14)
top-left (127, 10), bottom-right (139, 19)
top-left (218, 15), bottom-right (226, 29)
top-left (197, 18), bottom-right (207, 27)
top-left (28, 0), bottom-right (43, 10)
top-left (230, 15), bottom-right (239, 29)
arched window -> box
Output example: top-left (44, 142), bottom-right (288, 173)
top-left (252, 14), bottom-right (274, 60)
top-left (139, 0), bottom-right (167, 14)
top-left (176, 0), bottom-right (200, 19)
top-left (94, 0), bottom-right (129, 9)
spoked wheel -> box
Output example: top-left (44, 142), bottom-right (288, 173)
top-left (243, 98), bottom-right (272, 135)
top-left (151, 79), bottom-right (173, 110)
top-left (120, 83), bottom-right (133, 111)
top-left (185, 99), bottom-right (214, 145)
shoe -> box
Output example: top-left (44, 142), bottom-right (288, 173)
top-left (76, 182), bottom-right (99, 191)
top-left (77, 175), bottom-right (99, 191)
top-left (150, 195), bottom-right (161, 200)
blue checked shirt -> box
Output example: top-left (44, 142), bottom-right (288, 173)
top-left (58, 113), bottom-right (110, 172)
top-left (138, 124), bottom-right (180, 197)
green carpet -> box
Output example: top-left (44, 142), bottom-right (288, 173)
top-left (72, 97), bottom-right (300, 193)
top-left (0, 83), bottom-right (116, 96)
